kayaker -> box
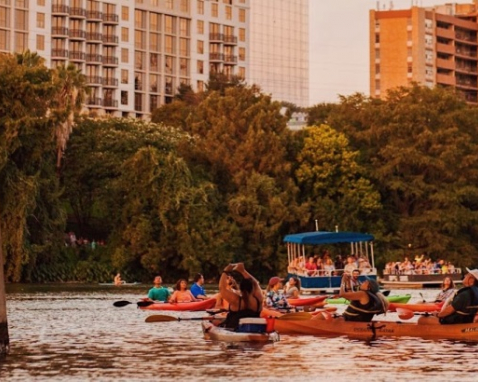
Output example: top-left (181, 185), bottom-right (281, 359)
top-left (340, 274), bottom-right (388, 322)
top-left (170, 279), bottom-right (199, 303)
top-left (190, 273), bottom-right (208, 300)
top-left (147, 276), bottom-right (171, 302)
top-left (432, 268), bottom-right (478, 325)
top-left (214, 274), bottom-right (239, 309)
top-left (284, 276), bottom-right (301, 298)
top-left (434, 276), bottom-right (456, 303)
top-left (114, 273), bottom-right (123, 286)
top-left (342, 269), bottom-right (361, 292)
top-left (265, 277), bottom-right (292, 310)
top-left (219, 262), bottom-right (263, 329)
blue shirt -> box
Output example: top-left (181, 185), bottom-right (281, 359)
top-left (190, 283), bottom-right (206, 298)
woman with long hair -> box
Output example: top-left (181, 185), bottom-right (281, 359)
top-left (169, 279), bottom-right (198, 303)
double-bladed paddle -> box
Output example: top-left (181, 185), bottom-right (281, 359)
top-left (145, 315), bottom-right (221, 323)
top-left (396, 307), bottom-right (436, 320)
top-left (113, 300), bottom-right (155, 308)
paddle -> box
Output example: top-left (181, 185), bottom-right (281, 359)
top-left (145, 315), bottom-right (222, 323)
top-left (419, 292), bottom-right (427, 303)
top-left (396, 307), bottom-right (436, 320)
top-left (113, 300), bottom-right (155, 308)
top-left (276, 312), bottom-right (312, 321)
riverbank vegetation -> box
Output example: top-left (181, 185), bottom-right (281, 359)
top-left (1, 52), bottom-right (478, 283)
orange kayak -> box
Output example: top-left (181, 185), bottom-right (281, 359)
top-left (388, 302), bottom-right (443, 313)
top-left (287, 296), bottom-right (328, 307)
top-left (139, 298), bottom-right (216, 311)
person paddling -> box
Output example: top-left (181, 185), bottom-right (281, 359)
top-left (219, 263), bottom-right (263, 330)
top-left (147, 276), bottom-right (171, 302)
top-left (431, 268), bottom-right (478, 325)
top-left (339, 274), bottom-right (388, 322)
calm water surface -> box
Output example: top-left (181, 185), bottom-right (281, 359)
top-left (0, 284), bottom-right (476, 381)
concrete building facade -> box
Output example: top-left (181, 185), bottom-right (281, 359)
top-left (370, 1), bottom-right (478, 104)
top-left (0, 0), bottom-right (308, 117)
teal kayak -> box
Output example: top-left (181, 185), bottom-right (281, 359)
top-left (326, 294), bottom-right (411, 305)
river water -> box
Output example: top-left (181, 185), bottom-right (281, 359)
top-left (0, 284), bottom-right (476, 381)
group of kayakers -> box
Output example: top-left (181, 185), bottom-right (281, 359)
top-left (144, 265), bottom-right (478, 329)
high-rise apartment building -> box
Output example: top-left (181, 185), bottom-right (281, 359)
top-left (249, 0), bottom-right (309, 107)
top-left (0, 0), bottom-right (308, 117)
top-left (370, 1), bottom-right (478, 104)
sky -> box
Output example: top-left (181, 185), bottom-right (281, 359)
top-left (309, 0), bottom-right (471, 105)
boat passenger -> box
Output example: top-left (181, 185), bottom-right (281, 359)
top-left (434, 276), bottom-right (456, 304)
top-left (342, 269), bottom-right (361, 292)
top-left (265, 277), bottom-right (292, 310)
top-left (191, 273), bottom-right (208, 300)
top-left (147, 276), bottom-right (171, 302)
top-left (344, 256), bottom-right (357, 274)
top-left (170, 279), bottom-right (199, 303)
top-left (340, 274), bottom-right (388, 322)
top-left (433, 268), bottom-right (478, 325)
top-left (304, 256), bottom-right (318, 276)
top-left (219, 263), bottom-right (263, 330)
top-left (284, 276), bottom-right (301, 299)
top-left (114, 273), bottom-right (123, 286)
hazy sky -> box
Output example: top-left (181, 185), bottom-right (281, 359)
top-left (309, 0), bottom-right (470, 105)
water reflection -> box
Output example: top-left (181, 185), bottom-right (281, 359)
top-left (0, 286), bottom-right (477, 381)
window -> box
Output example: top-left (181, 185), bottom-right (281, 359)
top-left (165, 0), bottom-right (173, 9)
top-left (225, 6), bottom-right (232, 20)
top-left (37, 0), bottom-right (45, 5)
top-left (197, 80), bottom-right (204, 92)
top-left (197, 60), bottom-right (203, 74)
top-left (180, 18), bottom-right (189, 36)
top-left (239, 8), bottom-right (245, 22)
top-left (180, 0), bottom-right (189, 12)
top-left (165, 56), bottom-right (174, 74)
top-left (408, 64), bottom-right (412, 73)
top-left (165, 15), bottom-right (175, 34)
top-left (15, 10), bottom-right (27, 30)
top-left (135, 30), bottom-right (146, 49)
top-left (135, 10), bottom-right (146, 29)
top-left (180, 58), bottom-right (188, 76)
top-left (121, 90), bottom-right (128, 105)
top-left (197, 0), bottom-right (204, 15)
top-left (150, 74), bottom-right (159, 92)
top-left (37, 13), bottom-right (45, 28)
top-left (16, 0), bottom-right (27, 7)
top-left (375, 49), bottom-right (380, 59)
top-left (165, 76), bottom-right (174, 94)
top-left (14, 32), bottom-right (27, 52)
top-left (150, 13), bottom-right (160, 32)
top-left (121, 27), bottom-right (129, 42)
top-left (0, 7), bottom-right (8, 28)
top-left (0, 30), bottom-right (9, 50)
top-left (180, 38), bottom-right (188, 56)
top-left (135, 51), bottom-right (145, 70)
top-left (375, 64), bottom-right (380, 74)
top-left (122, 6), bottom-right (129, 21)
top-left (238, 67), bottom-right (245, 79)
top-left (238, 47), bottom-right (245, 61)
top-left (150, 53), bottom-right (159, 72)
top-left (375, 80), bottom-right (380, 91)
top-left (150, 33), bottom-right (160, 51)
top-left (121, 48), bottom-right (129, 63)
top-left (239, 28), bottom-right (245, 42)
top-left (165, 35), bottom-right (174, 54)
top-left (121, 69), bottom-right (128, 84)
top-left (36, 35), bottom-right (44, 50)
top-left (211, 3), bottom-right (218, 17)
top-left (197, 40), bottom-right (203, 54)
top-left (375, 34), bottom-right (379, 44)
top-left (197, 20), bottom-right (203, 34)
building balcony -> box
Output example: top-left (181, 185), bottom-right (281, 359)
top-left (51, 49), bottom-right (69, 58)
top-left (436, 58), bottom-right (454, 70)
top-left (102, 35), bottom-right (118, 45)
top-left (70, 7), bottom-right (87, 18)
top-left (455, 48), bottom-right (478, 60)
top-left (209, 33), bottom-right (224, 42)
top-left (456, 65), bottom-right (478, 74)
top-left (103, 78), bottom-right (118, 87)
top-left (87, 97), bottom-right (103, 107)
top-left (224, 54), bottom-right (237, 64)
top-left (455, 32), bottom-right (477, 44)
top-left (223, 35), bottom-right (237, 45)
top-left (86, 32), bottom-right (103, 42)
top-left (436, 73), bottom-right (455, 86)
top-left (52, 4), bottom-right (69, 14)
top-left (86, 76), bottom-right (103, 85)
top-left (52, 26), bottom-right (69, 36)
top-left (209, 52), bottom-right (224, 62)
top-left (69, 29), bottom-right (86, 40)
top-left (86, 53), bottom-right (102, 63)
top-left (436, 42), bottom-right (454, 55)
top-left (102, 56), bottom-right (118, 66)
top-left (69, 51), bottom-right (85, 61)
top-left (103, 99), bottom-right (118, 108)
top-left (436, 27), bottom-right (454, 40)
top-left (86, 10), bottom-right (103, 21)
top-left (103, 13), bottom-right (119, 24)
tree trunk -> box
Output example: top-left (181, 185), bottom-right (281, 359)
top-left (0, 223), bottom-right (10, 357)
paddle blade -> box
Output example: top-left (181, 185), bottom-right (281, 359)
top-left (145, 315), bottom-right (178, 323)
top-left (113, 301), bottom-right (132, 307)
top-left (382, 290), bottom-right (391, 297)
top-left (137, 301), bottom-right (155, 308)
top-left (277, 312), bottom-right (312, 321)
top-left (396, 308), bottom-right (414, 320)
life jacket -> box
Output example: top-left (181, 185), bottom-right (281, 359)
top-left (343, 292), bottom-right (384, 322)
top-left (440, 286), bottom-right (478, 325)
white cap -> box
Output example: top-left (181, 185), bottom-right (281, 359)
top-left (466, 267), bottom-right (478, 280)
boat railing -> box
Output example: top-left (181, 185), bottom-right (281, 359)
top-left (383, 268), bottom-right (462, 276)
top-left (288, 267), bottom-right (377, 277)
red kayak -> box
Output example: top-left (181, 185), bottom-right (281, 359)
top-left (139, 298), bottom-right (216, 311)
top-left (388, 301), bottom-right (443, 313)
top-left (287, 296), bottom-right (328, 307)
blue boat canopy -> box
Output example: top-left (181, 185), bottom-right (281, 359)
top-left (283, 231), bottom-right (374, 245)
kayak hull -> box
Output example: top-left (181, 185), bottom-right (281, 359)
top-left (265, 315), bottom-right (478, 341)
top-left (202, 322), bottom-right (280, 343)
top-left (326, 294), bottom-right (412, 305)
top-left (388, 302), bottom-right (443, 312)
top-left (139, 298), bottom-right (216, 311)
